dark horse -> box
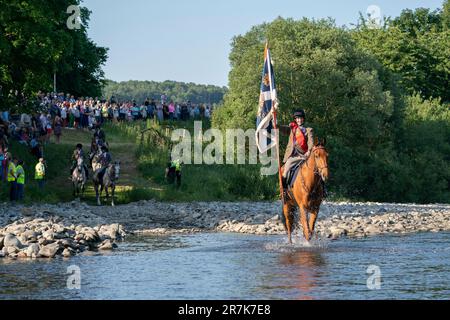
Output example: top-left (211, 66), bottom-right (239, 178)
top-left (282, 138), bottom-right (329, 243)
top-left (93, 161), bottom-right (121, 206)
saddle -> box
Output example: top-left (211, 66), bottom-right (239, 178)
top-left (286, 161), bottom-right (304, 189)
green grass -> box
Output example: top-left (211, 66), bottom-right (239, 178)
top-left (128, 119), bottom-right (279, 202)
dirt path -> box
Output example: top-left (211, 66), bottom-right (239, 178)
top-left (54, 128), bottom-right (163, 201)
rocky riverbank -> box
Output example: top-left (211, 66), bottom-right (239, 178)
top-left (1, 199), bottom-right (450, 259)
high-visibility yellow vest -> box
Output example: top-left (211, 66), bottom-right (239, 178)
top-left (171, 160), bottom-right (181, 172)
top-left (35, 163), bottom-right (45, 180)
top-left (15, 165), bottom-right (25, 185)
top-left (7, 163), bottom-right (16, 182)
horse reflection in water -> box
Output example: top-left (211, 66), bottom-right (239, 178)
top-left (279, 249), bottom-right (326, 300)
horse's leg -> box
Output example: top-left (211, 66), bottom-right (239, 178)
top-left (111, 185), bottom-right (115, 207)
top-left (105, 185), bottom-right (109, 202)
top-left (100, 185), bottom-right (104, 203)
top-left (308, 210), bottom-right (319, 240)
top-left (299, 205), bottom-right (311, 241)
top-left (95, 184), bottom-right (101, 206)
top-left (282, 202), bottom-right (293, 244)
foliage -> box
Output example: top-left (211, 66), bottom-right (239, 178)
top-left (212, 12), bottom-right (450, 204)
top-left (352, 1), bottom-right (450, 102)
top-left (0, 0), bottom-right (108, 111)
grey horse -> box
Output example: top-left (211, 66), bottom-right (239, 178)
top-left (93, 161), bottom-right (121, 206)
top-left (72, 157), bottom-right (87, 198)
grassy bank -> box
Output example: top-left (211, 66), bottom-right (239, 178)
top-left (104, 119), bottom-right (279, 202)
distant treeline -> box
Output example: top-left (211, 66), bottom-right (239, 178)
top-left (102, 80), bottom-right (228, 105)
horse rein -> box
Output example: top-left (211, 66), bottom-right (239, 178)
top-left (299, 146), bottom-right (328, 195)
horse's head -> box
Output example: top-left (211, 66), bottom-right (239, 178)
top-left (113, 161), bottom-right (120, 180)
top-left (77, 158), bottom-right (84, 171)
top-left (312, 137), bottom-right (329, 182)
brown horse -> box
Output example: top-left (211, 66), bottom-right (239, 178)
top-left (282, 137), bottom-right (329, 243)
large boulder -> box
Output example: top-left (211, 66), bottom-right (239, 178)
top-left (21, 230), bottom-right (39, 242)
top-left (42, 230), bottom-right (55, 241)
top-left (39, 242), bottom-right (61, 258)
top-left (3, 233), bottom-right (23, 248)
top-left (26, 244), bottom-right (41, 258)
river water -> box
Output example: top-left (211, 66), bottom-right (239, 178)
top-left (1, 232), bottom-right (449, 300)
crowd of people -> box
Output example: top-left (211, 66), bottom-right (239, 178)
top-left (0, 114), bottom-right (47, 202)
top-left (34, 92), bottom-right (215, 128)
top-left (1, 91), bottom-right (211, 202)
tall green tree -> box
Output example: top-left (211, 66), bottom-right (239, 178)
top-left (213, 15), bottom-right (450, 203)
top-left (352, 1), bottom-right (450, 102)
top-left (213, 17), bottom-right (403, 200)
top-left (0, 0), bottom-right (108, 110)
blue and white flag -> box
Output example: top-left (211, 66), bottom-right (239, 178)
top-left (256, 43), bottom-right (277, 154)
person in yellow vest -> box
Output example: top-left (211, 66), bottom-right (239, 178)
top-left (35, 157), bottom-right (45, 190)
top-left (15, 160), bottom-right (25, 201)
top-left (7, 156), bottom-right (17, 201)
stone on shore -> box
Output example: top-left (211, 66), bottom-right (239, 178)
top-left (39, 243), bottom-right (62, 258)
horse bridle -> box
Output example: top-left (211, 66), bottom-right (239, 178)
top-left (105, 163), bottom-right (120, 181)
top-left (311, 146), bottom-right (328, 176)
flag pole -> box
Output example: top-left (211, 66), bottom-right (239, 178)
top-left (266, 42), bottom-right (285, 205)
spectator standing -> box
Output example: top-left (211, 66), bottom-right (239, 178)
top-left (8, 156), bottom-right (17, 201)
top-left (35, 157), bottom-right (45, 190)
top-left (73, 105), bottom-right (81, 128)
top-left (53, 115), bottom-right (63, 143)
top-left (15, 160), bottom-right (25, 201)
top-left (168, 101), bottom-right (175, 120)
top-left (61, 102), bottom-right (68, 127)
top-left (156, 104), bottom-right (164, 123)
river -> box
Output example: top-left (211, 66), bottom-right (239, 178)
top-left (1, 232), bottom-right (449, 299)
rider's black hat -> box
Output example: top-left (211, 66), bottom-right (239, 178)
top-left (293, 109), bottom-right (306, 119)
top-left (76, 143), bottom-right (83, 149)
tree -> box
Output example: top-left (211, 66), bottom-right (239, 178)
top-left (213, 17), bottom-right (403, 200)
top-left (0, 0), bottom-right (108, 110)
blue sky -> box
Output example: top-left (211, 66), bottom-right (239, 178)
top-left (82, 0), bottom-right (444, 87)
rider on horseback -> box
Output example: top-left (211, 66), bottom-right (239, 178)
top-left (94, 125), bottom-right (106, 143)
top-left (70, 144), bottom-right (89, 179)
top-left (280, 109), bottom-right (315, 197)
top-left (94, 146), bottom-right (112, 180)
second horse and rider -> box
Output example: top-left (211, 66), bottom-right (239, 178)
top-left (70, 125), bottom-right (120, 205)
top-left (70, 126), bottom-right (110, 181)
